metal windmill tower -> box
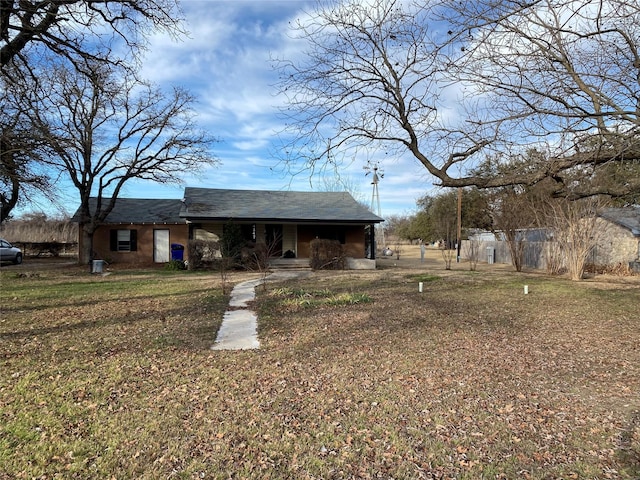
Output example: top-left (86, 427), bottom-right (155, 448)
top-left (364, 161), bottom-right (385, 250)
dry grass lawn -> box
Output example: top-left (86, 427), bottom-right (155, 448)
top-left (0, 248), bottom-right (639, 479)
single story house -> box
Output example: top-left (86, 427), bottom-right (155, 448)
top-left (75, 187), bottom-right (384, 269)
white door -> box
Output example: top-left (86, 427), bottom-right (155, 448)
top-left (154, 229), bottom-right (170, 263)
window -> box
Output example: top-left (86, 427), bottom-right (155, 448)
top-left (110, 229), bottom-right (137, 252)
top-left (241, 224), bottom-right (256, 242)
top-left (223, 223), bottom-right (256, 243)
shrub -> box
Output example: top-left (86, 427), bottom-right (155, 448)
top-left (310, 238), bottom-right (345, 270)
top-left (164, 260), bottom-right (186, 271)
top-left (187, 239), bottom-right (220, 270)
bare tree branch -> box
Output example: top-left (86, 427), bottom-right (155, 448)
top-left (24, 62), bottom-right (217, 263)
top-left (276, 0), bottom-right (640, 200)
top-left (1, 0), bottom-right (184, 73)
top-left (0, 74), bottom-right (53, 221)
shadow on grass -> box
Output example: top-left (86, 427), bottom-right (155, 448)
top-left (0, 279), bottom-right (222, 313)
top-left (0, 295), bottom-right (227, 354)
top-left (618, 409), bottom-right (640, 477)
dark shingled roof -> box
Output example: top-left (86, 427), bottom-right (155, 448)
top-left (72, 198), bottom-right (185, 224)
top-left (181, 187), bottom-right (384, 223)
top-left (600, 206), bottom-right (640, 236)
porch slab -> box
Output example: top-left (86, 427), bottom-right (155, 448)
top-left (346, 258), bottom-right (377, 270)
top-left (268, 258), bottom-right (311, 269)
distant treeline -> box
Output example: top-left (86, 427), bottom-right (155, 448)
top-left (0, 214), bottom-right (77, 243)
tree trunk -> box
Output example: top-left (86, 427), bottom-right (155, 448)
top-left (79, 226), bottom-right (95, 265)
top-left (504, 232), bottom-right (525, 272)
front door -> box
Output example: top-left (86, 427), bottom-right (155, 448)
top-left (154, 229), bottom-right (170, 263)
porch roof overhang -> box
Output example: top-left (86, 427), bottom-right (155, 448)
top-left (185, 217), bottom-right (378, 225)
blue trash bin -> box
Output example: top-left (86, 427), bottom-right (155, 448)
top-left (171, 243), bottom-right (184, 261)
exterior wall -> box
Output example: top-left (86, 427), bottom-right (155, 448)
top-left (297, 226), bottom-right (315, 258)
top-left (88, 221), bottom-right (372, 266)
top-left (297, 224), bottom-right (368, 259)
top-left (92, 224), bottom-right (189, 264)
top-left (590, 218), bottom-right (639, 266)
top-left (255, 223), bottom-right (266, 244)
top-left (191, 222), bottom-right (369, 260)
top-left (344, 226), bottom-right (367, 258)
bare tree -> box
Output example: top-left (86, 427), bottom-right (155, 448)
top-left (429, 192), bottom-right (457, 249)
top-left (463, 239), bottom-right (480, 271)
top-left (427, 191), bottom-right (458, 269)
top-left (1, 0), bottom-right (186, 215)
top-left (439, 242), bottom-right (455, 270)
top-left (0, 75), bottom-right (52, 221)
top-left (276, 0), bottom-right (640, 199)
top-left (27, 62), bottom-right (216, 264)
top-left (488, 188), bottom-right (537, 272)
top-left (1, 1), bottom-right (183, 75)
top-left (244, 232), bottom-right (284, 293)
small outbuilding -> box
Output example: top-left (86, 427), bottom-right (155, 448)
top-left (593, 206), bottom-right (640, 271)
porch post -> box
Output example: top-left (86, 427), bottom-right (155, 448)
top-left (369, 223), bottom-right (376, 260)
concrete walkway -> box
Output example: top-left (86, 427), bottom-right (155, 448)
top-left (211, 271), bottom-right (309, 351)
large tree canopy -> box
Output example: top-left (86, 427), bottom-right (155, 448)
top-left (0, 0), bottom-right (187, 221)
top-left (277, 0), bottom-right (640, 200)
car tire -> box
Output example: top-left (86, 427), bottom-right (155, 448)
top-left (13, 253), bottom-right (22, 265)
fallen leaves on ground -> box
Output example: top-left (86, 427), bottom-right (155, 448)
top-left (0, 265), bottom-right (638, 479)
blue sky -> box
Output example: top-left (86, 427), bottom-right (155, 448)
top-left (52, 0), bottom-right (438, 219)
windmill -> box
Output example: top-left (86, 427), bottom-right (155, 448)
top-left (364, 161), bottom-right (386, 251)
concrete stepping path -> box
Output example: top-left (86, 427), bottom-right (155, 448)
top-left (211, 271), bottom-right (309, 351)
top-left (211, 309), bottom-right (260, 350)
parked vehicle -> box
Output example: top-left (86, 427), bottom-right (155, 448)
top-left (0, 239), bottom-right (22, 264)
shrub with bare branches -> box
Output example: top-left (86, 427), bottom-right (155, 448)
top-left (543, 198), bottom-right (609, 281)
top-left (464, 239), bottom-right (480, 271)
top-left (311, 239), bottom-right (345, 270)
top-left (187, 240), bottom-right (220, 271)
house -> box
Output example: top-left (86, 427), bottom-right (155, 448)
top-left (75, 188), bottom-right (384, 269)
